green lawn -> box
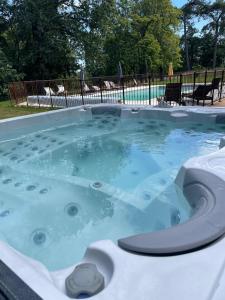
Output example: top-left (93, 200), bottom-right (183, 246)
top-left (0, 100), bottom-right (55, 120)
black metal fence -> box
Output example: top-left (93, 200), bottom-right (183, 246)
top-left (8, 69), bottom-right (225, 108)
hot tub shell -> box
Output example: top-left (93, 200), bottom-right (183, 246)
top-left (0, 104), bottom-right (225, 300)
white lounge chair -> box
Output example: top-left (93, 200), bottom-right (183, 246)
top-left (104, 81), bottom-right (111, 90)
top-left (57, 85), bottom-right (66, 95)
top-left (83, 83), bottom-right (91, 93)
top-left (109, 81), bottom-right (120, 89)
top-left (83, 84), bottom-right (100, 93)
top-left (92, 85), bottom-right (100, 91)
top-left (44, 87), bottom-right (55, 96)
top-left (133, 79), bottom-right (138, 86)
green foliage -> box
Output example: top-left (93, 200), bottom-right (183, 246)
top-left (2, 0), bottom-right (225, 86)
top-left (0, 0), bottom-right (182, 82)
top-left (0, 49), bottom-right (22, 99)
top-left (7, 0), bottom-right (78, 80)
top-left (3, 0), bottom-right (225, 85)
top-left (180, 0), bottom-right (225, 70)
top-left (76, 0), bottom-right (182, 75)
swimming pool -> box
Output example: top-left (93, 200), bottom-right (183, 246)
top-left (124, 86), bottom-right (164, 101)
top-left (0, 106), bottom-right (225, 272)
top-left (114, 85), bottom-right (190, 101)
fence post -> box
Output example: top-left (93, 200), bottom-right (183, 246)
top-left (80, 79), bottom-right (84, 106)
top-left (219, 70), bottom-right (224, 101)
top-left (179, 74), bottom-right (183, 106)
top-left (203, 70), bottom-right (207, 107)
top-left (63, 80), bottom-right (68, 107)
top-left (22, 81), bottom-right (29, 107)
top-left (49, 81), bottom-right (53, 108)
top-left (100, 79), bottom-right (103, 103)
top-left (212, 70), bottom-right (216, 105)
top-left (122, 77), bottom-right (125, 104)
top-left (193, 72), bottom-right (196, 106)
top-left (148, 75), bottom-right (151, 105)
top-left (35, 81), bottom-right (40, 108)
top-left (8, 85), bottom-right (13, 106)
top-left (151, 72), bottom-right (155, 104)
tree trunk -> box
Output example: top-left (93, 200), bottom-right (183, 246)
top-left (183, 16), bottom-right (191, 71)
top-left (213, 22), bottom-right (219, 69)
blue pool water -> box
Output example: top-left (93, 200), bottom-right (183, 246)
top-left (102, 85), bottom-right (192, 101)
top-left (124, 86), bottom-right (165, 101)
top-left (0, 114), bottom-right (224, 270)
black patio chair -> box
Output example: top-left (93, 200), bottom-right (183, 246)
top-left (158, 83), bottom-right (184, 106)
top-left (211, 77), bottom-right (221, 89)
top-left (182, 78), bottom-right (221, 105)
top-left (182, 85), bottom-right (215, 105)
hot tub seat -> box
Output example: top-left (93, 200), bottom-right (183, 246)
top-left (118, 167), bottom-right (225, 255)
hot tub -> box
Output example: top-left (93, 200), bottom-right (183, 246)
top-left (0, 104), bottom-right (225, 300)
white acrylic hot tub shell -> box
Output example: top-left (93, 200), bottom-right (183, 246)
top-left (1, 238), bottom-right (225, 300)
top-left (1, 104), bottom-right (225, 300)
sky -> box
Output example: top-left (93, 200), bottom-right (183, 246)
top-left (172, 0), bottom-right (206, 32)
top-left (172, 0), bottom-right (187, 7)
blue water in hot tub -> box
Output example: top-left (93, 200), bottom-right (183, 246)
top-left (0, 113), bottom-right (224, 270)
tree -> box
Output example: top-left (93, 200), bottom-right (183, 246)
top-left (198, 0), bottom-right (225, 68)
top-left (8, 0), bottom-right (78, 80)
top-left (104, 0), bottom-right (182, 75)
top-left (181, 1), bottom-right (197, 70)
top-left (136, 0), bottom-right (181, 67)
top-left (0, 0), bottom-right (11, 50)
top-left (180, 0), bottom-right (205, 71)
top-left (0, 49), bottom-right (22, 99)
top-left (0, 0), bottom-right (184, 85)
top-left (69, 0), bottom-right (117, 76)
